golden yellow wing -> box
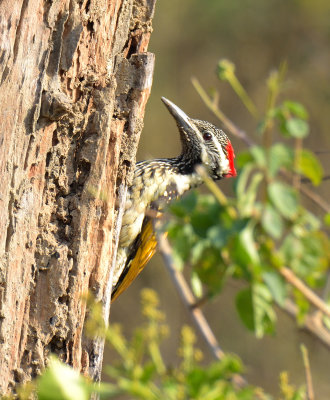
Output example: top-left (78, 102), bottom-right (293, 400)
top-left (111, 218), bottom-right (158, 302)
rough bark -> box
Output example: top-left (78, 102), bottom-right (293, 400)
top-left (0, 0), bottom-right (155, 393)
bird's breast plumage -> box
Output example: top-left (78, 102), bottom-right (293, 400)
top-left (113, 159), bottom-right (202, 287)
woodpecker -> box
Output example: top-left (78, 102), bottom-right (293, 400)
top-left (112, 97), bottom-right (237, 301)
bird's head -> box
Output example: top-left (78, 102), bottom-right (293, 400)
top-left (162, 97), bottom-right (236, 180)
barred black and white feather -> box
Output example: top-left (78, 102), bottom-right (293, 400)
top-left (112, 97), bottom-right (236, 300)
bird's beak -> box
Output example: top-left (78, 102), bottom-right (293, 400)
top-left (161, 97), bottom-right (199, 138)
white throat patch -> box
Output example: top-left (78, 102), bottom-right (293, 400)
top-left (212, 137), bottom-right (230, 174)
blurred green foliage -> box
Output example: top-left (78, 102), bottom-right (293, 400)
top-left (104, 290), bottom-right (257, 399)
top-left (9, 290), bottom-right (306, 400)
top-left (166, 60), bottom-right (329, 338)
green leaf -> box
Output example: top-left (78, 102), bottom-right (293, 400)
top-left (252, 283), bottom-right (276, 337)
top-left (325, 213), bottom-right (330, 226)
top-left (191, 272), bottom-right (203, 298)
top-left (276, 101), bottom-right (309, 138)
top-left (236, 165), bottom-right (263, 216)
top-left (235, 284), bottom-right (276, 337)
top-left (236, 288), bottom-right (254, 332)
top-left (191, 211), bottom-right (217, 238)
top-left (280, 231), bottom-right (328, 282)
top-left (240, 224), bottom-right (260, 265)
top-left (297, 149), bottom-right (323, 186)
top-left (283, 101), bottom-right (309, 119)
top-left (235, 163), bottom-right (253, 200)
top-left (190, 240), bottom-right (210, 265)
top-left (295, 208), bottom-right (321, 231)
top-left (293, 289), bottom-right (310, 324)
top-left (261, 204), bottom-right (283, 239)
top-left (285, 118), bottom-right (309, 138)
top-left (250, 145), bottom-right (266, 167)
top-left (207, 225), bottom-right (227, 248)
top-left (263, 271), bottom-right (287, 306)
top-left (236, 151), bottom-right (253, 168)
top-left (37, 357), bottom-right (90, 400)
top-left (169, 224), bottom-right (195, 270)
top-left (235, 223), bottom-right (260, 267)
top-left (242, 172), bottom-right (263, 216)
top-left (217, 58), bottom-right (235, 81)
top-left (170, 191), bottom-right (197, 217)
top-left (268, 143), bottom-right (294, 177)
top-left (268, 181), bottom-right (298, 219)
top-left (192, 246), bottom-right (226, 294)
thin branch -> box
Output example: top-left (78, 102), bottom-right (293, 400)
top-left (156, 229), bottom-right (247, 389)
top-left (191, 77), bottom-right (253, 146)
top-left (315, 150), bottom-right (330, 154)
top-left (157, 232), bottom-right (224, 359)
top-left (300, 344), bottom-right (315, 400)
top-left (301, 174), bottom-right (330, 183)
top-left (192, 77), bottom-right (330, 214)
top-left (217, 59), bottom-right (259, 119)
top-left (280, 169), bottom-right (330, 213)
top-left (322, 272), bottom-right (330, 301)
top-left (283, 300), bottom-right (330, 349)
top-left (280, 267), bottom-right (330, 318)
top-left (299, 183), bottom-right (330, 213)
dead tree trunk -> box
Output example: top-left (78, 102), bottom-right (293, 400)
top-left (0, 0), bottom-right (155, 394)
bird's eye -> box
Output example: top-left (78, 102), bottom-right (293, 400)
top-left (203, 132), bottom-right (212, 141)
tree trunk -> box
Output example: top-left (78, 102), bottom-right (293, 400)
top-left (0, 0), bottom-right (155, 394)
